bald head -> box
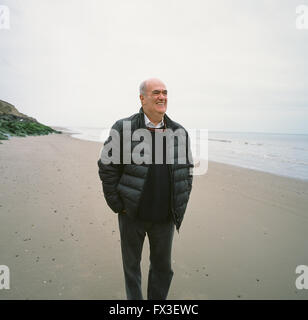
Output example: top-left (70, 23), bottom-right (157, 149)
top-left (139, 78), bottom-right (168, 125)
top-left (139, 78), bottom-right (166, 97)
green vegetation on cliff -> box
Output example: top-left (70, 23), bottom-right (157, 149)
top-left (0, 100), bottom-right (61, 142)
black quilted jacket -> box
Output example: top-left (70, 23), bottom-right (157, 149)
top-left (97, 108), bottom-right (193, 231)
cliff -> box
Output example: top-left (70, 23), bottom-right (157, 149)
top-left (0, 100), bottom-right (61, 142)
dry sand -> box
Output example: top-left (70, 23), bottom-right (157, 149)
top-left (0, 133), bottom-right (308, 300)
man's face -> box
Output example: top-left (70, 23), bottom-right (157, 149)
top-left (140, 80), bottom-right (168, 117)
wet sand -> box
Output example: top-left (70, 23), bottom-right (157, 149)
top-left (0, 133), bottom-right (308, 299)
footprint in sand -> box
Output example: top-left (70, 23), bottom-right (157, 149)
top-left (43, 280), bottom-right (52, 284)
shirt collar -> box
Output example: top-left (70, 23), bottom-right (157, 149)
top-left (144, 113), bottom-right (164, 129)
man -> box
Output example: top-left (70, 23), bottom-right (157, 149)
top-left (97, 78), bottom-right (193, 300)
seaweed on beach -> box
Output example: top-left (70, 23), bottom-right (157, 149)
top-left (0, 115), bottom-right (62, 140)
top-left (0, 100), bottom-right (61, 141)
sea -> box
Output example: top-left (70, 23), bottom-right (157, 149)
top-left (64, 127), bottom-right (308, 181)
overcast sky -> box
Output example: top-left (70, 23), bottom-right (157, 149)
top-left (0, 0), bottom-right (308, 133)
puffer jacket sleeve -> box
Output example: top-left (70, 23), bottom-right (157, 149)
top-left (187, 130), bottom-right (194, 194)
top-left (97, 122), bottom-right (124, 213)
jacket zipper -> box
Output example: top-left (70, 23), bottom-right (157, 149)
top-left (137, 163), bottom-right (151, 211)
top-left (168, 164), bottom-right (179, 233)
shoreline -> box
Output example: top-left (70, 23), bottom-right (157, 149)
top-left (1, 133), bottom-right (308, 299)
top-left (2, 130), bottom-right (308, 184)
top-left (4, 130), bottom-right (308, 183)
top-left (55, 126), bottom-right (308, 183)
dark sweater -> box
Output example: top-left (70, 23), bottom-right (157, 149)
top-left (138, 129), bottom-right (171, 222)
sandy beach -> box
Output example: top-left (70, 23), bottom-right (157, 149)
top-left (1, 132), bottom-right (308, 300)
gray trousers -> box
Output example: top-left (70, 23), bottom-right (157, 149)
top-left (118, 213), bottom-right (175, 300)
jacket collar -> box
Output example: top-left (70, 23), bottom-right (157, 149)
top-left (144, 112), bottom-right (164, 128)
top-left (138, 107), bottom-right (175, 129)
